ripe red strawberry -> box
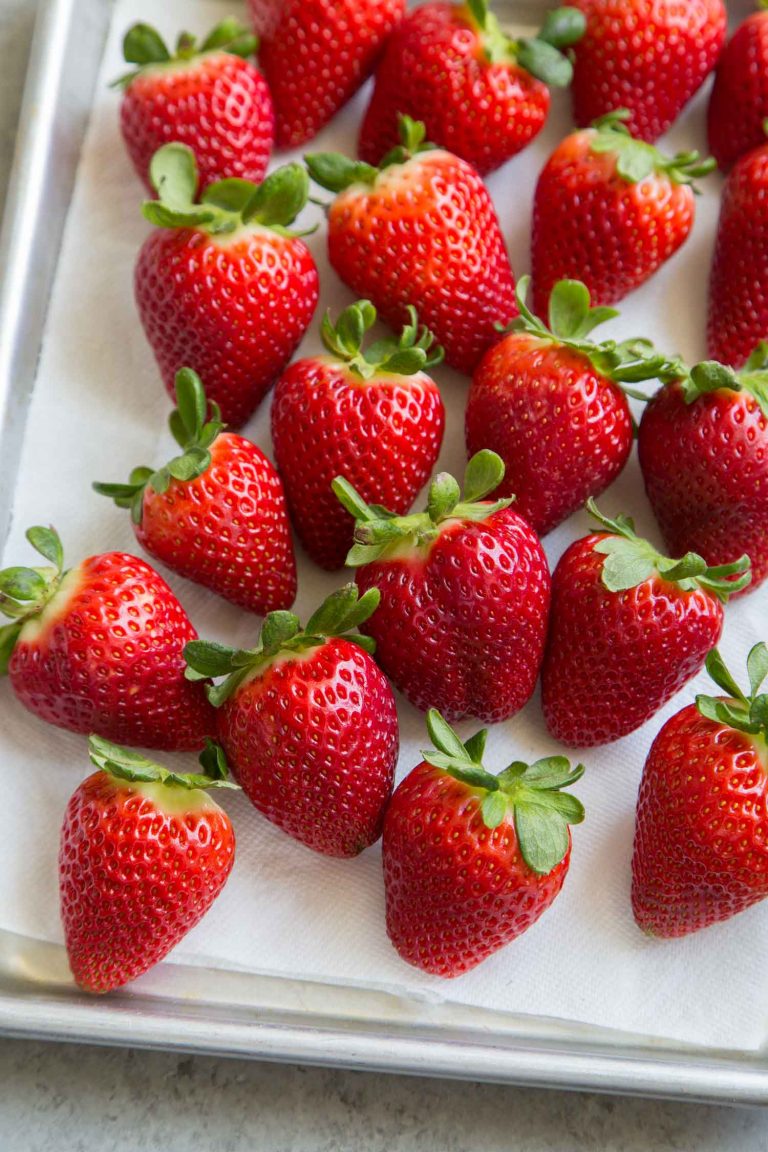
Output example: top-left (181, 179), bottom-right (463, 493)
top-left (466, 277), bottom-right (680, 536)
top-left (531, 112), bottom-right (714, 314)
top-left (249, 0), bottom-right (405, 148)
top-left (306, 117), bottom-right (517, 376)
top-left (541, 502), bottom-right (750, 748)
top-left (383, 710), bottom-right (584, 976)
top-left (117, 20), bottom-right (273, 193)
top-left (94, 368), bottom-right (296, 613)
top-left (708, 6), bottom-right (768, 172)
top-left (136, 143), bottom-right (319, 427)
top-left (184, 585), bottom-right (399, 858)
top-left (333, 451), bottom-right (551, 723)
top-left (569, 0), bottom-right (726, 143)
top-left (0, 527), bottom-right (215, 750)
top-left (358, 1), bottom-right (585, 175)
top-left (272, 301), bottom-right (445, 570)
top-left (60, 736), bottom-right (236, 993)
top-left (708, 139), bottom-right (768, 368)
top-left (639, 353), bottom-right (768, 596)
top-left (632, 644), bottom-right (768, 938)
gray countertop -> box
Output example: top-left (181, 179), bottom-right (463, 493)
top-left (3, 3), bottom-right (768, 1149)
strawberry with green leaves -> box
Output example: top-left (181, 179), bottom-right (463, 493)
top-left (541, 502), bottom-right (751, 748)
top-left (383, 710), bottom-right (585, 976)
top-left (184, 586), bottom-right (398, 858)
top-left (272, 300), bottom-right (445, 571)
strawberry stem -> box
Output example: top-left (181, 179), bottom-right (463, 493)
top-left (680, 347), bottom-right (768, 420)
top-left (88, 735), bottom-right (238, 791)
top-left (113, 20), bottom-right (257, 88)
top-left (320, 301), bottom-right (443, 379)
top-left (589, 111), bottom-right (715, 188)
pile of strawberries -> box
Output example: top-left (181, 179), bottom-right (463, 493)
top-left (3, 0), bottom-right (768, 994)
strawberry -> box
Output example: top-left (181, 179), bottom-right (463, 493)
top-left (358, 1), bottom-right (585, 176)
top-left (306, 117), bottom-right (517, 376)
top-left (249, 0), bottom-right (405, 148)
top-left (116, 20), bottom-right (273, 193)
top-left (466, 277), bottom-right (680, 536)
top-left (94, 368), bottom-right (296, 613)
top-left (632, 644), bottom-right (768, 938)
top-left (541, 502), bottom-right (750, 748)
top-left (639, 353), bottom-right (768, 596)
top-left (184, 585), bottom-right (398, 858)
top-left (569, 0), bottom-right (726, 143)
top-left (383, 710), bottom-right (584, 976)
top-left (0, 527), bottom-right (214, 750)
top-left (708, 138), bottom-right (768, 368)
top-left (60, 736), bottom-right (236, 993)
top-left (708, 5), bottom-right (768, 172)
top-left (333, 451), bottom-right (551, 723)
top-left (136, 143), bottom-right (319, 427)
top-left (531, 112), bottom-right (714, 314)
top-left (271, 300), bottom-right (445, 570)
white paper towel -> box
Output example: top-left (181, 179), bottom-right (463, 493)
top-left (2, 0), bottom-right (767, 1051)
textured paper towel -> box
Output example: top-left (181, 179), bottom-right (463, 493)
top-left (2, 0), bottom-right (767, 1051)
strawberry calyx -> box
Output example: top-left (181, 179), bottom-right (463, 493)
top-left (321, 301), bottom-right (444, 379)
top-left (680, 345), bottom-right (768, 420)
top-left (305, 116), bottom-right (436, 193)
top-left (113, 19), bottom-right (258, 88)
top-left (465, 1), bottom-right (585, 88)
top-left (423, 710), bottom-right (585, 874)
top-left (333, 450), bottom-right (514, 567)
top-left (184, 584), bottom-right (380, 706)
top-left (588, 110), bottom-right (716, 188)
top-left (143, 143), bottom-right (311, 237)
top-left (93, 368), bottom-right (225, 525)
top-left (696, 644), bottom-right (768, 742)
top-left (586, 499), bottom-right (752, 602)
top-left (0, 526), bottom-right (66, 675)
top-left (88, 734), bottom-right (238, 792)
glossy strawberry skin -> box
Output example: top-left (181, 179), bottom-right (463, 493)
top-left (708, 11), bottom-right (768, 172)
top-left (532, 129), bottom-right (696, 313)
top-left (632, 705), bottom-right (768, 938)
top-left (569, 0), bottom-right (726, 143)
top-left (541, 534), bottom-right (724, 748)
top-left (60, 771), bottom-right (235, 992)
top-left (137, 433), bottom-right (297, 613)
top-left (120, 54), bottom-right (274, 193)
top-left (466, 334), bottom-right (632, 536)
top-left (135, 225), bottom-right (319, 427)
top-left (271, 359), bottom-right (445, 570)
top-left (217, 638), bottom-right (399, 857)
top-left (639, 382), bottom-right (768, 596)
top-left (359, 2), bottom-right (549, 176)
top-left (9, 553), bottom-right (215, 750)
top-left (354, 510), bottom-right (550, 724)
top-left (249, 0), bottom-right (405, 147)
top-left (383, 761), bottom-right (570, 976)
top-left (708, 143), bottom-right (768, 369)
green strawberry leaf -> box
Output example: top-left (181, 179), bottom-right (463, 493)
top-left (748, 643), bottom-right (768, 697)
top-left (25, 525), bottom-right (63, 571)
top-left (123, 23), bottom-right (170, 66)
top-left (481, 791), bottom-right (508, 829)
top-left (514, 802), bottom-right (570, 875)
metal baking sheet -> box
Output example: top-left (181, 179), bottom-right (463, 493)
top-left (2, 0), bottom-right (768, 1103)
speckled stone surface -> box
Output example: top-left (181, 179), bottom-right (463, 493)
top-left (3, 3), bottom-right (768, 1149)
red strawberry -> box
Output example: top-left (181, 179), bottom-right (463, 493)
top-left (306, 117), bottom-right (517, 376)
top-left (249, 0), bottom-right (405, 148)
top-left (136, 144), bottom-right (319, 427)
top-left (639, 353), bottom-right (768, 596)
top-left (531, 112), bottom-right (714, 314)
top-left (272, 300), bottom-right (445, 570)
top-left (94, 368), bottom-right (296, 613)
top-left (60, 736), bottom-right (236, 993)
top-left (541, 502), bottom-right (750, 748)
top-left (184, 585), bottom-right (399, 858)
top-left (466, 277), bottom-right (680, 536)
top-left (0, 527), bottom-right (215, 750)
top-left (708, 139), bottom-right (768, 368)
top-left (569, 0), bottom-right (726, 143)
top-left (383, 709), bottom-right (584, 976)
top-left (708, 6), bottom-right (768, 172)
top-left (358, 1), bottom-right (585, 175)
top-left (632, 644), bottom-right (768, 938)
top-left (117, 20), bottom-right (273, 193)
top-left (333, 451), bottom-right (551, 723)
